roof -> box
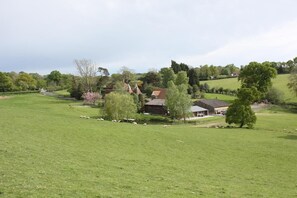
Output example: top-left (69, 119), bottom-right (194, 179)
top-left (151, 88), bottom-right (166, 99)
top-left (145, 99), bottom-right (166, 106)
top-left (124, 83), bottom-right (133, 94)
top-left (190, 106), bottom-right (208, 112)
top-left (133, 84), bottom-right (142, 95)
top-left (196, 99), bottom-right (229, 108)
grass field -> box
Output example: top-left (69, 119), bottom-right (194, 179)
top-left (1, 94), bottom-right (297, 197)
top-left (201, 74), bottom-right (297, 103)
top-left (203, 93), bottom-right (236, 103)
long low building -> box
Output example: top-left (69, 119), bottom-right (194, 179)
top-left (194, 99), bottom-right (229, 114)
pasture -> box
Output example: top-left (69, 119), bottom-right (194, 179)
top-left (201, 74), bottom-right (296, 103)
top-left (1, 94), bottom-right (297, 197)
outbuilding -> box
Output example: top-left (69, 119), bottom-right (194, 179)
top-left (190, 106), bottom-right (209, 117)
top-left (194, 99), bottom-right (229, 114)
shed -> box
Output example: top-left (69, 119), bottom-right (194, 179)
top-left (190, 106), bottom-right (209, 117)
top-left (194, 99), bottom-right (229, 114)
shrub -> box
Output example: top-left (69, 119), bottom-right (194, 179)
top-left (82, 92), bottom-right (101, 105)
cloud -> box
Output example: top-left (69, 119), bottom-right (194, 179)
top-left (0, 0), bottom-right (297, 74)
top-left (180, 19), bottom-right (297, 66)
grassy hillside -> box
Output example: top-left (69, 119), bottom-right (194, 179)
top-left (201, 74), bottom-right (296, 102)
top-left (1, 94), bottom-right (297, 197)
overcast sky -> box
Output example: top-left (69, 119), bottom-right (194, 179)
top-left (1, 0), bottom-right (297, 75)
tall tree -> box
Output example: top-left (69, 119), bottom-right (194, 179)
top-left (160, 68), bottom-right (176, 87)
top-left (238, 61), bottom-right (277, 100)
top-left (188, 68), bottom-right (199, 86)
top-left (74, 59), bottom-right (98, 92)
top-left (165, 81), bottom-right (192, 122)
top-left (175, 71), bottom-right (189, 86)
top-left (171, 60), bottom-right (181, 74)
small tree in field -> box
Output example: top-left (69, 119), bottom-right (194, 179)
top-left (225, 87), bottom-right (258, 128)
top-left (225, 99), bottom-right (256, 128)
top-left (104, 92), bottom-right (137, 120)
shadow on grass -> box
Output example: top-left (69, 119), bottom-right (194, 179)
top-left (278, 135), bottom-right (297, 140)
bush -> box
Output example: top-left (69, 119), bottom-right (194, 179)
top-left (266, 87), bottom-right (284, 104)
top-left (82, 92), bottom-right (101, 105)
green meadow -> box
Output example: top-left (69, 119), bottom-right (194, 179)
top-left (201, 74), bottom-right (297, 102)
top-left (1, 94), bottom-right (297, 197)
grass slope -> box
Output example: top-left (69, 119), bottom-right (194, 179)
top-left (201, 74), bottom-right (296, 102)
top-left (1, 94), bottom-right (297, 197)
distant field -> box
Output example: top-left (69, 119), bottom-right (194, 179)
top-left (203, 93), bottom-right (236, 103)
top-left (1, 94), bottom-right (297, 197)
top-left (201, 74), bottom-right (297, 103)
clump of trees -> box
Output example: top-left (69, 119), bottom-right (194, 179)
top-left (226, 62), bottom-right (277, 128)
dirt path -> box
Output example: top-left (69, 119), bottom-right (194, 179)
top-left (0, 96), bottom-right (10, 100)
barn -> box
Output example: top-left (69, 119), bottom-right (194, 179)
top-left (194, 99), bottom-right (229, 114)
top-left (144, 99), bottom-right (167, 115)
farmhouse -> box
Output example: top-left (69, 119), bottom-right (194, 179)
top-left (190, 106), bottom-right (209, 117)
top-left (144, 99), bottom-right (167, 115)
top-left (194, 99), bottom-right (229, 114)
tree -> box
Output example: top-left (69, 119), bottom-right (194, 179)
top-left (104, 92), bottom-right (137, 120)
top-left (165, 81), bottom-right (192, 122)
top-left (0, 72), bottom-right (13, 92)
top-left (69, 76), bottom-right (83, 100)
top-left (160, 68), bottom-right (176, 88)
top-left (238, 62), bottom-right (277, 99)
top-left (225, 99), bottom-right (256, 128)
top-left (175, 71), bottom-right (189, 86)
top-left (30, 73), bottom-right (46, 89)
top-left (74, 59), bottom-right (98, 92)
top-left (237, 87), bottom-right (260, 104)
top-left (188, 68), bottom-right (199, 86)
top-left (15, 72), bottom-right (37, 90)
top-left (119, 66), bottom-right (135, 83)
top-left (199, 65), bottom-right (211, 80)
top-left (171, 60), bottom-right (181, 74)
top-left (209, 65), bottom-right (219, 78)
top-left (140, 71), bottom-right (162, 87)
top-left (288, 66), bottom-right (297, 96)
top-left (47, 70), bottom-right (62, 86)
top-left (225, 86), bottom-right (259, 128)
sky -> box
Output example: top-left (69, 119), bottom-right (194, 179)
top-left (1, 0), bottom-right (297, 75)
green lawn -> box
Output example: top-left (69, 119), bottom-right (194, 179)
top-left (1, 94), bottom-right (297, 197)
top-left (201, 74), bottom-right (297, 102)
top-left (203, 93), bottom-right (236, 103)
